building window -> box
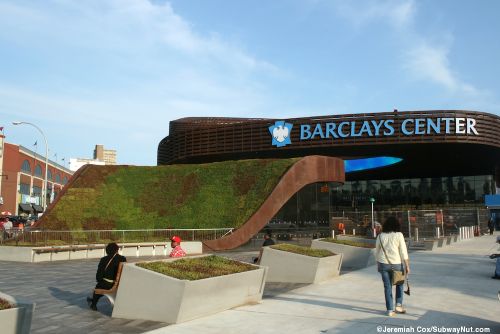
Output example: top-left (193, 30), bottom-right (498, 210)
top-left (32, 186), bottom-right (42, 196)
top-left (63, 176), bottom-right (68, 185)
top-left (19, 183), bottom-right (30, 195)
top-left (47, 169), bottom-right (52, 181)
top-left (34, 165), bottom-right (43, 177)
top-left (55, 174), bottom-right (61, 183)
top-left (21, 160), bottom-right (31, 173)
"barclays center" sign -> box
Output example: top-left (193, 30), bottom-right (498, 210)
top-left (269, 117), bottom-right (479, 147)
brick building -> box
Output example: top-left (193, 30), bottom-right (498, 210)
top-left (0, 133), bottom-right (73, 216)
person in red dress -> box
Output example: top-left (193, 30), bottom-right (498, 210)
top-left (169, 235), bottom-right (186, 258)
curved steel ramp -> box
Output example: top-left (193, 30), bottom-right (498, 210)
top-left (203, 155), bottom-right (344, 251)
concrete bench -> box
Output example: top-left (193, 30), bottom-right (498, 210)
top-left (93, 262), bottom-right (124, 306)
top-left (33, 245), bottom-right (104, 254)
top-left (1, 241), bottom-right (203, 262)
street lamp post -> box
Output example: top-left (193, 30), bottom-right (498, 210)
top-left (369, 197), bottom-right (376, 237)
top-left (12, 121), bottom-right (49, 212)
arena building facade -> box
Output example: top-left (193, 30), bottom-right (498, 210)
top-left (158, 110), bottom-right (500, 223)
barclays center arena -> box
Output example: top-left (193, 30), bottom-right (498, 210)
top-left (158, 110), bottom-right (500, 226)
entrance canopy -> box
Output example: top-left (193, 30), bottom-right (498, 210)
top-left (19, 203), bottom-right (34, 213)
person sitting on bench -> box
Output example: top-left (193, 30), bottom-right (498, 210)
top-left (87, 242), bottom-right (126, 310)
top-left (490, 236), bottom-right (500, 279)
top-left (169, 235), bottom-right (186, 258)
top-left (253, 232), bottom-right (275, 264)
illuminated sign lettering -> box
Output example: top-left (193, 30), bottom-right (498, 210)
top-left (270, 117), bottom-right (479, 147)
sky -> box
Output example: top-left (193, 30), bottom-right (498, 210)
top-left (1, 0), bottom-right (499, 166)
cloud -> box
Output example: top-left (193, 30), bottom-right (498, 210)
top-left (332, 0), bottom-right (416, 29)
top-left (0, 0), bottom-right (279, 73)
top-left (0, 0), bottom-right (284, 164)
top-left (326, 0), bottom-right (486, 99)
top-left (404, 42), bottom-right (479, 95)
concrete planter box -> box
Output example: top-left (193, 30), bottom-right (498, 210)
top-left (259, 246), bottom-right (343, 283)
top-left (112, 257), bottom-right (267, 324)
top-left (335, 235), bottom-right (376, 245)
top-left (423, 240), bottom-right (438, 250)
top-left (0, 292), bottom-right (35, 334)
top-left (437, 238), bottom-right (446, 247)
top-left (0, 247), bottom-right (32, 262)
top-left (311, 239), bottom-right (375, 270)
top-left (0, 241), bottom-right (202, 262)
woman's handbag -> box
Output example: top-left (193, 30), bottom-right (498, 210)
top-left (391, 269), bottom-right (405, 285)
top-left (379, 237), bottom-right (406, 285)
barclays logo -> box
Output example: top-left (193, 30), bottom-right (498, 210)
top-left (269, 121), bottom-right (293, 147)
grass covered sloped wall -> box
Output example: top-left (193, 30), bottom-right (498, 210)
top-left (41, 158), bottom-right (299, 230)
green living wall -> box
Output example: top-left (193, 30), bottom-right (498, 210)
top-left (42, 158), bottom-right (298, 230)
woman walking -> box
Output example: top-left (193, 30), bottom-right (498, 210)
top-left (376, 216), bottom-right (410, 316)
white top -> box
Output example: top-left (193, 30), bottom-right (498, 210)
top-left (375, 232), bottom-right (409, 264)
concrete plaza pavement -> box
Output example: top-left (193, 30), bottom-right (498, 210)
top-left (0, 256), bottom-right (170, 334)
top-left (0, 234), bottom-right (499, 333)
top-left (147, 234), bottom-right (500, 334)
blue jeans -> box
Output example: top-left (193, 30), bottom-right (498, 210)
top-left (378, 262), bottom-right (404, 311)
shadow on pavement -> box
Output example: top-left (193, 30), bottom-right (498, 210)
top-left (263, 283), bottom-right (309, 298)
top-left (48, 286), bottom-right (114, 316)
top-left (273, 295), bottom-right (383, 316)
top-left (322, 310), bottom-right (500, 333)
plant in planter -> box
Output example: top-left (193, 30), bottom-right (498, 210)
top-left (335, 234), bottom-right (377, 245)
top-left (311, 238), bottom-right (376, 270)
top-left (320, 238), bottom-right (375, 248)
top-left (260, 244), bottom-right (343, 283)
top-left (270, 244), bottom-right (334, 257)
top-left (0, 297), bottom-right (13, 310)
top-left (111, 255), bottom-right (267, 324)
top-left (0, 292), bottom-right (35, 334)
top-left (136, 255), bottom-right (258, 280)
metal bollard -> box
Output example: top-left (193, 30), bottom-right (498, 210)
top-left (414, 227), bottom-right (419, 242)
top-left (331, 230), bottom-right (335, 239)
top-left (353, 229), bottom-right (356, 236)
top-left (436, 227), bottom-right (440, 239)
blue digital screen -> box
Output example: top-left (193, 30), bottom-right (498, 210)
top-left (485, 195), bottom-right (500, 208)
top-left (345, 157), bottom-right (402, 173)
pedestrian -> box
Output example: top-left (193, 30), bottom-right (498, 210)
top-left (253, 232), bottom-right (275, 263)
top-left (488, 217), bottom-right (495, 235)
top-left (375, 216), bottom-right (410, 317)
top-left (169, 235), bottom-right (186, 258)
top-left (3, 218), bottom-right (13, 239)
top-left (489, 236), bottom-right (500, 279)
top-left (87, 242), bottom-right (126, 311)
